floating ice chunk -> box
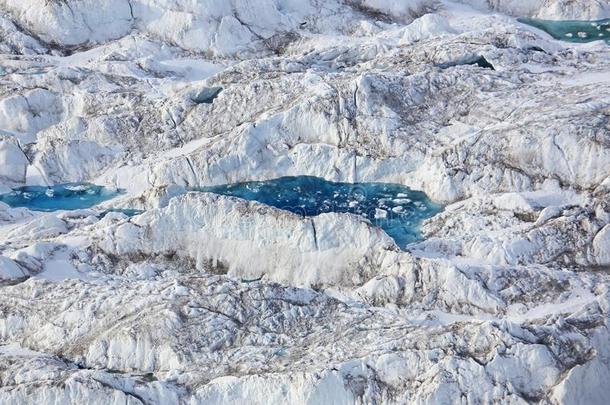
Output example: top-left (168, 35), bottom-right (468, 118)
top-left (374, 208), bottom-right (387, 219)
top-left (577, 32), bottom-right (587, 38)
top-left (393, 198), bottom-right (411, 204)
top-left (391, 206), bottom-right (403, 213)
top-left (65, 185), bottom-right (88, 192)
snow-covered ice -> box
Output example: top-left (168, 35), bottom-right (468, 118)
top-left (0, 0), bottom-right (609, 403)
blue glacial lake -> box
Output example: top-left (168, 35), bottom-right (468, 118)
top-left (519, 18), bottom-right (610, 43)
top-left (0, 184), bottom-right (121, 212)
top-left (200, 176), bottom-right (442, 249)
top-left (1, 179), bottom-right (442, 248)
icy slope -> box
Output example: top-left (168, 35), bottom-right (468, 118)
top-left (0, 0), bottom-right (610, 403)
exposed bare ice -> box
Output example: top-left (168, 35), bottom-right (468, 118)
top-left (0, 0), bottom-right (609, 404)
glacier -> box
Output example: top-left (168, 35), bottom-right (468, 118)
top-left (0, 0), bottom-right (610, 403)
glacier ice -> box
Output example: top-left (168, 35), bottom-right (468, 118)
top-left (0, 0), bottom-right (609, 404)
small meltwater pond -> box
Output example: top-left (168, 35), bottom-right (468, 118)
top-left (200, 176), bottom-right (442, 249)
top-left (0, 184), bottom-right (121, 212)
top-left (519, 18), bottom-right (610, 43)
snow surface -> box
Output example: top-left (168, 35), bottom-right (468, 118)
top-left (0, 0), bottom-right (610, 403)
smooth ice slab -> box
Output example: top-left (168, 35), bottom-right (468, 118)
top-left (519, 18), bottom-right (610, 43)
top-left (0, 184), bottom-right (121, 212)
top-left (200, 176), bottom-right (442, 249)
